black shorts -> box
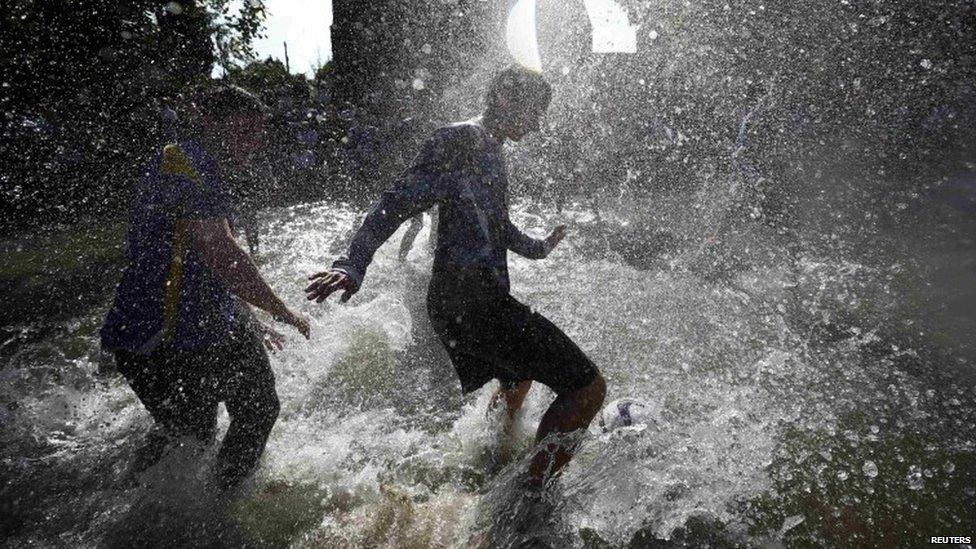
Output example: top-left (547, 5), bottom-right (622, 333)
top-left (427, 290), bottom-right (599, 395)
top-left (114, 323), bottom-right (276, 442)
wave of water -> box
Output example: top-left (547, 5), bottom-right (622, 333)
top-left (2, 201), bottom-right (973, 547)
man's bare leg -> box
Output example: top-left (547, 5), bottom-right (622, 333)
top-left (489, 380), bottom-right (532, 463)
top-left (490, 380), bottom-right (532, 424)
top-left (528, 374), bottom-right (606, 486)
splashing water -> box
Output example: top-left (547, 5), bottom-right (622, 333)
top-left (2, 197), bottom-right (973, 547)
top-left (3, 0), bottom-right (975, 545)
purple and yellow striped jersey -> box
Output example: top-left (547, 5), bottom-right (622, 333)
top-left (101, 140), bottom-right (243, 353)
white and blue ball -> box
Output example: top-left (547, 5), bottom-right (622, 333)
top-left (598, 397), bottom-right (658, 432)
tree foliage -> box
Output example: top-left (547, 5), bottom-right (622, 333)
top-left (0, 0), bottom-right (266, 231)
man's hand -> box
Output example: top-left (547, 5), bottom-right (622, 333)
top-left (256, 321), bottom-right (287, 352)
top-left (545, 225), bottom-right (568, 254)
top-left (188, 218), bottom-right (310, 339)
top-left (306, 269), bottom-right (359, 304)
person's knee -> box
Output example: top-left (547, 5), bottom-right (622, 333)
top-left (243, 389), bottom-right (279, 433)
top-left (581, 371), bottom-right (607, 412)
top-left (238, 350), bottom-right (280, 432)
top-left (259, 392), bottom-right (280, 430)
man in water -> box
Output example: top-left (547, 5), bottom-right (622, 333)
top-left (101, 85), bottom-right (310, 490)
top-left (305, 65), bottom-right (606, 487)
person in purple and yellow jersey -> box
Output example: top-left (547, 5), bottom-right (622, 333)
top-left (101, 85), bottom-right (309, 490)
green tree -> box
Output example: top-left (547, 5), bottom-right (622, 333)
top-left (0, 0), bottom-right (267, 231)
top-left (227, 57), bottom-right (309, 109)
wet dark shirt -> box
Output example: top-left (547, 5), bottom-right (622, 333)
top-left (333, 120), bottom-right (548, 298)
top-left (101, 141), bottom-right (243, 353)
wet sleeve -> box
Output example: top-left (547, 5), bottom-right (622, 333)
top-left (332, 132), bottom-right (458, 286)
top-left (397, 214), bottom-right (425, 260)
top-left (505, 219), bottom-right (549, 259)
top-left (160, 144), bottom-right (228, 219)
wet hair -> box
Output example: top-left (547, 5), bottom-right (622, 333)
top-left (190, 84), bottom-right (269, 122)
top-left (485, 64), bottom-right (552, 114)
top-left (170, 85), bottom-right (269, 144)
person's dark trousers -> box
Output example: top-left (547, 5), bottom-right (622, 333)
top-left (115, 324), bottom-right (279, 489)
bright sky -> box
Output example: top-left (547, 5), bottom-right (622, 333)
top-left (247, 0), bottom-right (633, 78)
top-left (251, 0), bottom-right (333, 76)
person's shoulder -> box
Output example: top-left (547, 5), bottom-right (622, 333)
top-left (160, 140), bottom-right (215, 187)
top-left (440, 120), bottom-right (488, 141)
top-left (427, 120), bottom-right (489, 152)
top-left (178, 140), bottom-right (218, 166)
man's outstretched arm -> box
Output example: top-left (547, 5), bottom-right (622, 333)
top-left (188, 218), bottom-right (309, 338)
top-left (306, 131), bottom-right (459, 303)
top-left (334, 182), bottom-right (439, 285)
top-left (506, 220), bottom-right (567, 259)
top-left (305, 186), bottom-right (438, 303)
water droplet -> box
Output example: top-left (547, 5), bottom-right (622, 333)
top-left (906, 465), bottom-right (924, 490)
top-left (780, 515), bottom-right (804, 534)
top-left (862, 460), bottom-right (878, 478)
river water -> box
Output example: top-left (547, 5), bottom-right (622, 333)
top-left (1, 200), bottom-right (974, 547)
